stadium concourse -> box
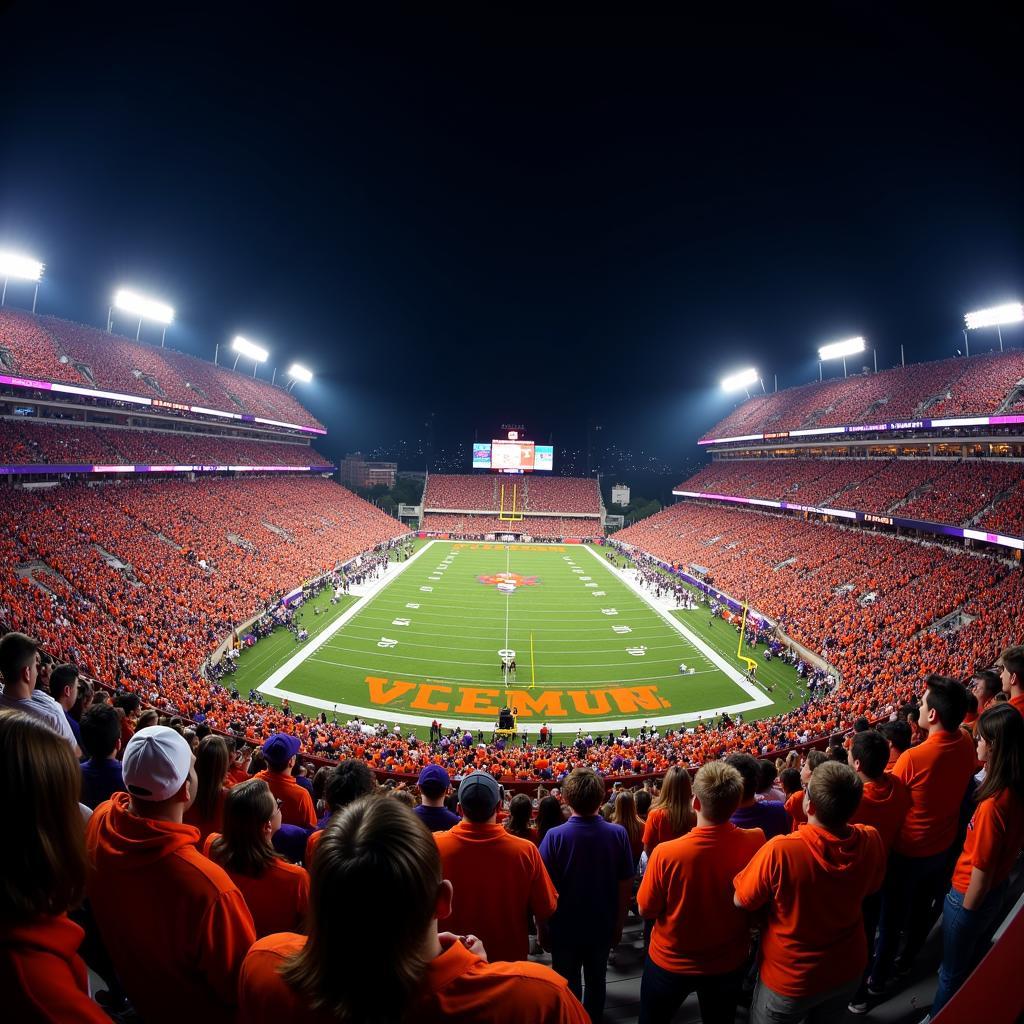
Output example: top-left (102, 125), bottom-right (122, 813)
top-left (2, 308), bottom-right (1023, 1024)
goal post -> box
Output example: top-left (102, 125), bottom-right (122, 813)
top-left (498, 482), bottom-right (524, 521)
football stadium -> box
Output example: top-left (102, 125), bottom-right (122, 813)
top-left (2, 11), bottom-right (1022, 1024)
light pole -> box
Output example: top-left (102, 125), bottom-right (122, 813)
top-left (231, 336), bottom-right (269, 377)
top-left (0, 252), bottom-right (44, 312)
top-left (109, 288), bottom-right (174, 345)
top-left (965, 303), bottom-right (1022, 354)
top-left (818, 336), bottom-right (866, 379)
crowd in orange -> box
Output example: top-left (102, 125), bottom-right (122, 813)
top-left (680, 457), bottom-right (1024, 531)
top-left (420, 513), bottom-right (602, 538)
top-left (0, 420), bottom-right (328, 468)
top-left (0, 307), bottom-right (322, 427)
top-left (704, 348), bottom-right (1024, 440)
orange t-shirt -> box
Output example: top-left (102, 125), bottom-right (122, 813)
top-left (849, 774), bottom-right (912, 852)
top-left (642, 807), bottom-right (690, 852)
top-left (304, 826), bottom-right (324, 865)
top-left (734, 823), bottom-right (886, 998)
top-left (183, 787), bottom-right (228, 848)
top-left (85, 792), bottom-right (256, 1024)
top-left (203, 834), bottom-right (310, 938)
top-left (892, 729), bottom-right (977, 857)
top-left (951, 788), bottom-right (1024, 894)
top-left (638, 823), bottom-right (765, 974)
top-left (785, 791), bottom-right (806, 830)
top-left (0, 914), bottom-right (110, 1024)
top-left (885, 746), bottom-right (901, 772)
top-left (239, 932), bottom-right (589, 1024)
top-left (253, 769), bottom-right (317, 829)
top-left (434, 821), bottom-right (558, 963)
top-left (1010, 692), bottom-right (1024, 717)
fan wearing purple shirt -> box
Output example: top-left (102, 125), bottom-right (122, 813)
top-left (725, 753), bottom-right (791, 839)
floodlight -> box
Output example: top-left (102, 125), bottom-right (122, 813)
top-left (114, 288), bottom-right (174, 325)
top-left (818, 336), bottom-right (865, 361)
top-left (287, 363), bottom-right (313, 383)
top-left (0, 251), bottom-right (44, 282)
top-left (231, 336), bottom-right (269, 362)
top-left (721, 367), bottom-right (759, 392)
top-left (964, 303), bottom-right (1023, 330)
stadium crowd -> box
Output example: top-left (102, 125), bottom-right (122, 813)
top-left (3, 637), bottom-right (1023, 1022)
top-left (704, 348), bottom-right (1024, 440)
top-left (0, 308), bottom-right (323, 428)
top-left (421, 513), bottom-right (603, 539)
top-left (0, 419), bottom-right (328, 468)
top-left (679, 457), bottom-right (1023, 529)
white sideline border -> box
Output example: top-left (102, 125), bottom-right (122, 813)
top-left (258, 540), bottom-right (772, 731)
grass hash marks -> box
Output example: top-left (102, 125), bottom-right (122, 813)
top-left (253, 541), bottom-right (790, 733)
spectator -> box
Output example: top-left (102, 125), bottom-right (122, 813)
top-left (755, 759), bottom-right (785, 803)
top-left (112, 693), bottom-right (141, 753)
top-left (0, 632), bottom-right (79, 754)
top-left (48, 663), bottom-right (82, 747)
top-left (734, 762), bottom-right (887, 1024)
top-left (435, 770), bottom-right (558, 963)
top-left (205, 779), bottom-right (310, 939)
top-left (638, 761), bottom-right (765, 1024)
top-left (306, 757), bottom-right (377, 863)
top-left (85, 725), bottom-right (256, 1023)
top-left (505, 792), bottom-right (539, 844)
top-left (871, 675), bottom-right (976, 989)
top-left (0, 710), bottom-right (109, 1023)
top-left (778, 767), bottom-right (802, 829)
top-left (611, 789), bottom-right (646, 866)
top-left (997, 643), bottom-right (1024, 716)
top-left (183, 734), bottom-right (231, 845)
top-left (878, 719), bottom-right (912, 771)
top-left (931, 704), bottom-right (1024, 1015)
top-left (414, 764), bottom-right (461, 832)
top-left (967, 669), bottom-right (1002, 724)
top-left (537, 795), bottom-right (567, 841)
top-left (727, 752), bottom-right (791, 839)
top-left (253, 733), bottom-right (317, 829)
top-left (642, 765), bottom-right (696, 855)
top-left (79, 704), bottom-right (125, 810)
top-left (539, 767), bottom-right (635, 1021)
top-left (238, 797), bottom-right (588, 1023)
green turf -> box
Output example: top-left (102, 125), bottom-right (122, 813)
top-left (233, 540), bottom-right (806, 740)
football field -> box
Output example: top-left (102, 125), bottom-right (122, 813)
top-left (244, 540), bottom-right (804, 738)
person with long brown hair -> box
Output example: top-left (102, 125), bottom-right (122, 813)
top-left (643, 766), bottom-right (696, 855)
top-left (184, 734), bottom-right (231, 845)
top-left (505, 792), bottom-right (539, 844)
top-left (0, 709), bottom-right (109, 1022)
top-left (930, 703), bottom-right (1024, 1015)
top-left (612, 789), bottom-right (646, 866)
top-left (205, 779), bottom-right (309, 938)
top-left (238, 796), bottom-right (588, 1024)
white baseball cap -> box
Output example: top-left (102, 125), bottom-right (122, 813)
top-left (122, 726), bottom-right (192, 801)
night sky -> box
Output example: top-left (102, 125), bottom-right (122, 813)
top-left (1, 7), bottom-right (1021, 470)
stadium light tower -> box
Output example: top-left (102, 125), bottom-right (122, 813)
top-left (0, 251), bottom-right (44, 313)
top-left (818, 336), bottom-right (866, 379)
top-left (721, 366), bottom-right (761, 399)
top-left (108, 288), bottom-right (175, 345)
top-left (285, 362), bottom-right (313, 392)
top-left (964, 303), bottom-right (1023, 354)
top-left (231, 335), bottom-right (269, 377)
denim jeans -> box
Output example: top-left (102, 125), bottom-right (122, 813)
top-left (931, 883), bottom-right (1007, 1015)
top-left (872, 847), bottom-right (951, 986)
top-left (750, 975), bottom-right (861, 1024)
top-left (551, 939), bottom-right (612, 1023)
top-left (638, 957), bottom-right (744, 1024)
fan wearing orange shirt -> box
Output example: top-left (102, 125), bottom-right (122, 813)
top-left (734, 762), bottom-right (886, 1024)
top-left (870, 676), bottom-right (976, 991)
top-left (238, 796), bottom-right (588, 1024)
top-left (204, 779), bottom-right (310, 938)
top-left (996, 643), bottom-right (1024, 717)
top-left (252, 733), bottom-right (317, 829)
top-left (931, 704), bottom-right (1024, 1016)
top-left (434, 771), bottom-right (558, 963)
top-left (638, 761), bottom-right (765, 1024)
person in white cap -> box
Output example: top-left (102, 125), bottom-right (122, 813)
top-left (85, 726), bottom-right (256, 1024)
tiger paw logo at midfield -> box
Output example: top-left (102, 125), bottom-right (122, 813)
top-left (477, 571), bottom-right (540, 591)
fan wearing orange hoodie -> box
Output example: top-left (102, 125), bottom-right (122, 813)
top-left (85, 726), bottom-right (256, 1024)
top-left (734, 762), bottom-right (886, 1024)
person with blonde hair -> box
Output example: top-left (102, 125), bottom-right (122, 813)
top-left (611, 789), bottom-right (646, 866)
top-left (638, 761), bottom-right (765, 1024)
top-left (0, 710), bottom-right (109, 1022)
top-left (239, 796), bottom-right (588, 1023)
top-left (184, 734), bottom-right (231, 845)
top-left (643, 765), bottom-right (696, 855)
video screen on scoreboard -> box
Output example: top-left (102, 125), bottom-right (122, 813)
top-left (469, 440), bottom-right (554, 472)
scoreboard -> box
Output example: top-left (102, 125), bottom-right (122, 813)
top-left (472, 432), bottom-right (553, 472)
